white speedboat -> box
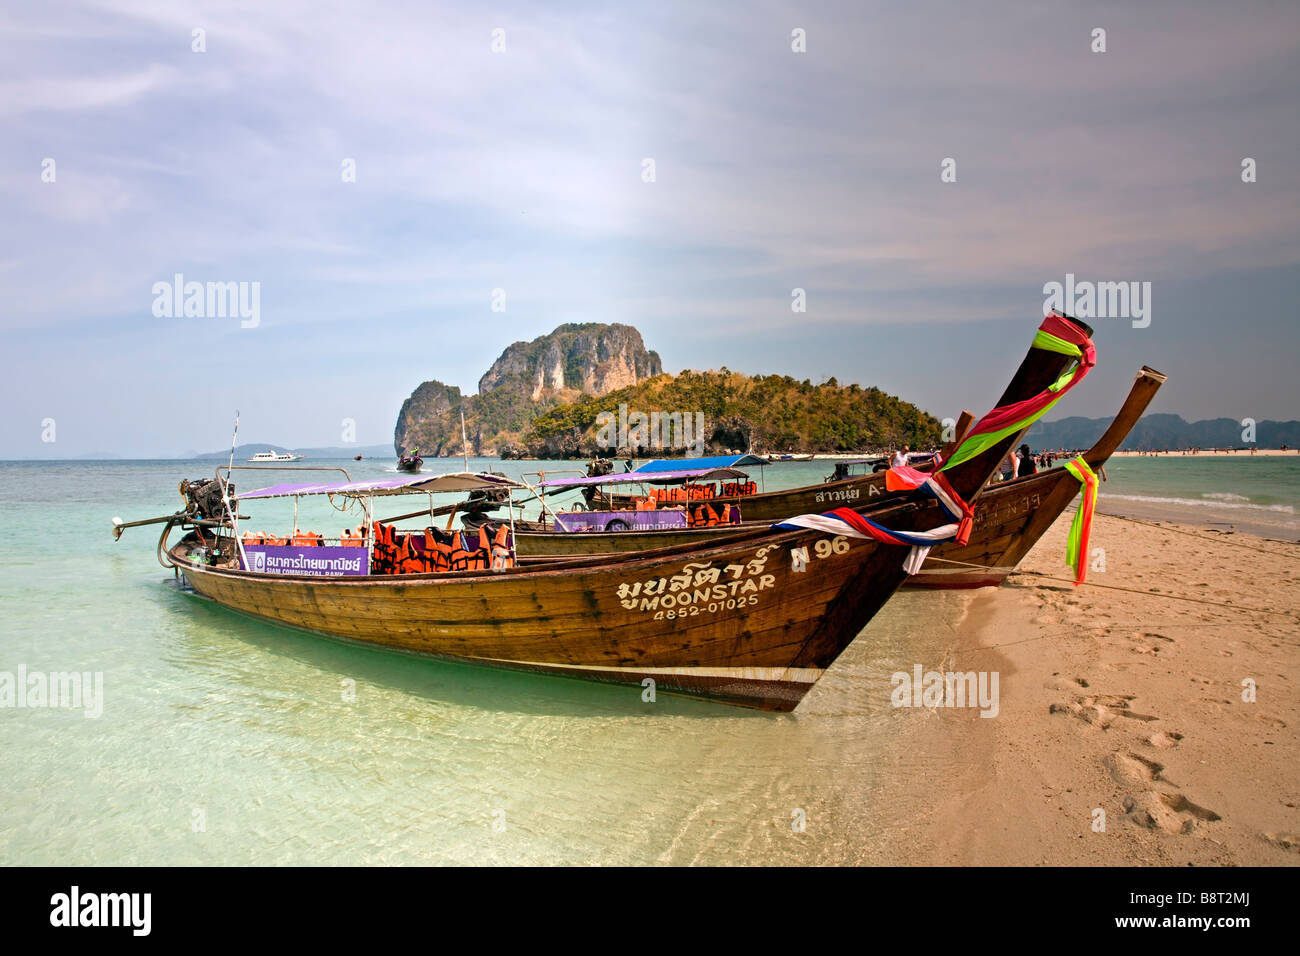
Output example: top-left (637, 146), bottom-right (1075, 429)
top-left (247, 450), bottom-right (304, 462)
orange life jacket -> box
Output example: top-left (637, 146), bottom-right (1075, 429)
top-left (370, 522), bottom-right (397, 574)
top-left (475, 527), bottom-right (492, 570)
top-left (399, 532), bottom-right (430, 574)
top-left (340, 528), bottom-right (363, 547)
top-left (448, 531), bottom-right (473, 572)
top-left (490, 524), bottom-right (514, 570)
top-left (242, 531), bottom-right (266, 546)
top-left (424, 527), bottom-right (451, 572)
top-left (690, 505), bottom-right (721, 527)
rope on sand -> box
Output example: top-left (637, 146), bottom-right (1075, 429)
top-left (1010, 569), bottom-right (1294, 618)
top-left (921, 555), bottom-right (1296, 619)
top-left (1092, 509), bottom-right (1300, 560)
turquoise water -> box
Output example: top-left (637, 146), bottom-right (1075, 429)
top-left (2, 454), bottom-right (1295, 864)
top-left (0, 458), bottom-right (964, 865)
top-left (1097, 455), bottom-right (1300, 539)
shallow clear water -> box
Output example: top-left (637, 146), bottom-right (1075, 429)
top-left (0, 458), bottom-right (968, 865)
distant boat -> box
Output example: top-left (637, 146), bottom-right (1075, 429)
top-left (396, 449), bottom-right (423, 473)
top-left (353, 455), bottom-right (363, 461)
top-left (247, 450), bottom-right (303, 462)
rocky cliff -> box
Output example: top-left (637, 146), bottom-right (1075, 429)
top-left (478, 323), bottom-right (662, 399)
top-left (394, 323), bottom-right (662, 456)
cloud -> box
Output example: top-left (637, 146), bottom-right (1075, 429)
top-left (1, 0), bottom-right (1297, 454)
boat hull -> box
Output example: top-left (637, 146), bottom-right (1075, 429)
top-left (174, 512), bottom-right (935, 710)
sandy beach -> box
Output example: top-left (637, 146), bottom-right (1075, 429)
top-left (871, 511), bottom-right (1300, 865)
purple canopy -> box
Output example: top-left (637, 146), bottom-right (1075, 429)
top-left (535, 466), bottom-right (751, 491)
top-left (237, 472), bottom-right (523, 500)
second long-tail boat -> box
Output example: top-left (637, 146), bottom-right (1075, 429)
top-left (116, 313), bottom-right (1095, 710)
top-left (509, 366), bottom-right (1166, 593)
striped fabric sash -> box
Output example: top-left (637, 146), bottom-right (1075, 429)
top-left (774, 471), bottom-right (976, 574)
top-left (940, 312), bottom-right (1097, 473)
top-left (1063, 457), bottom-right (1099, 586)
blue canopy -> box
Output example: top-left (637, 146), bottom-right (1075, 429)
top-left (633, 454), bottom-right (767, 474)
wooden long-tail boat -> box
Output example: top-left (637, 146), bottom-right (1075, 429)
top-left (127, 314), bottom-right (1094, 710)
top-left (582, 440), bottom-right (965, 523)
top-left (509, 368), bottom-right (1165, 590)
top-left (512, 419), bottom-right (973, 560)
top-left (396, 448), bottom-right (423, 473)
top-left (586, 462), bottom-right (895, 523)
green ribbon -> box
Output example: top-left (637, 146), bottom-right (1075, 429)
top-left (1063, 457), bottom-right (1099, 584)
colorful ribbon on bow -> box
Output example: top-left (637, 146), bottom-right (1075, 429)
top-left (772, 313), bottom-right (1097, 576)
top-left (774, 472), bottom-right (975, 574)
top-left (1062, 456), bottom-right (1099, 586)
top-left (884, 467), bottom-right (975, 546)
top-left (939, 312), bottom-right (1097, 473)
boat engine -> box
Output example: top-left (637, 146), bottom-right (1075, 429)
top-left (465, 473), bottom-right (510, 513)
top-left (179, 477), bottom-right (235, 521)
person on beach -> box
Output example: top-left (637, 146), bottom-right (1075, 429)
top-left (1017, 444), bottom-right (1037, 477)
top-left (1000, 448), bottom-right (1019, 481)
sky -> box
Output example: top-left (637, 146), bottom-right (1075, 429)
top-left (2, 0), bottom-right (1297, 457)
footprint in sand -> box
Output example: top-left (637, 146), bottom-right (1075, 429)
top-left (1122, 792), bottom-right (1221, 834)
top-left (1125, 632), bottom-right (1175, 656)
top-left (1105, 751), bottom-right (1164, 786)
top-left (1044, 676), bottom-right (1090, 691)
top-left (1254, 714), bottom-right (1287, 729)
top-left (1050, 694), bottom-right (1158, 729)
top-left (1262, 832), bottom-right (1300, 854)
top-left (1146, 731), bottom-right (1184, 748)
